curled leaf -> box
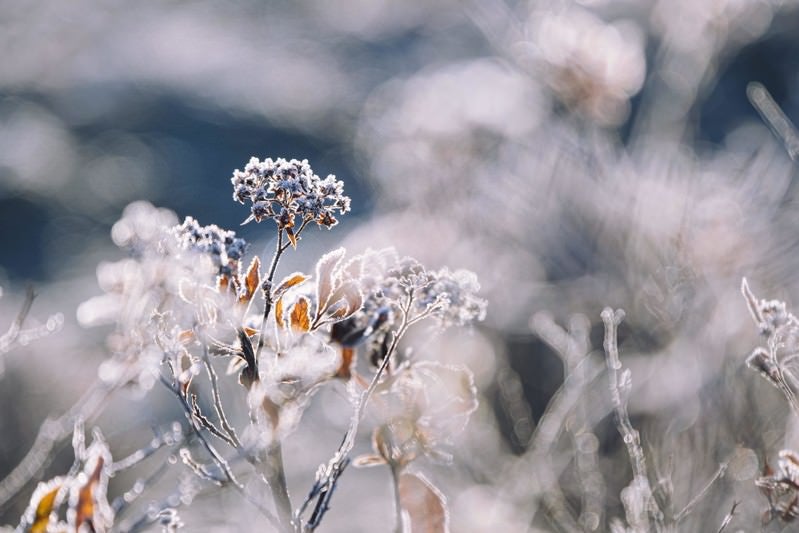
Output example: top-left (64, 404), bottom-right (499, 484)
top-left (325, 280), bottom-right (363, 321)
top-left (352, 454), bottom-right (386, 468)
top-left (237, 329), bottom-right (258, 388)
top-left (398, 472), bottom-right (449, 533)
top-left (273, 272), bottom-right (310, 300)
top-left (315, 248), bottom-right (346, 317)
top-left (290, 297), bottom-right (311, 332)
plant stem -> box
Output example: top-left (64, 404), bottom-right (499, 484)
top-left (255, 228), bottom-right (286, 365)
top-left (390, 463), bottom-right (404, 533)
top-left (263, 441), bottom-right (294, 532)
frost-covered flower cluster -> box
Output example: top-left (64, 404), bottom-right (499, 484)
top-left (172, 216), bottom-right (248, 276)
top-left (231, 157), bottom-right (351, 229)
top-left (324, 248), bottom-right (485, 370)
top-left (78, 203), bottom-right (240, 393)
top-left (417, 268), bottom-right (487, 328)
top-left (343, 248), bottom-right (486, 330)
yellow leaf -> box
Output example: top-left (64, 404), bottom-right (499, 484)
top-left (290, 297), bottom-right (311, 332)
top-left (275, 298), bottom-right (285, 329)
top-left (27, 478), bottom-right (64, 533)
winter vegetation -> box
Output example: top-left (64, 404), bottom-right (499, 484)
top-left (3, 0), bottom-right (799, 532)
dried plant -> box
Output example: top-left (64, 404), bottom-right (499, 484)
top-left (6, 1), bottom-right (799, 532)
top-left (2, 157), bottom-right (485, 533)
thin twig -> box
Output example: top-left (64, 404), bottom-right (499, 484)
top-left (674, 462), bottom-right (728, 522)
top-left (159, 375), bottom-right (281, 528)
top-left (0, 380), bottom-right (112, 513)
top-left (203, 356), bottom-right (241, 448)
top-left (522, 356), bottom-right (602, 533)
top-left (110, 425), bottom-right (184, 474)
top-left (716, 501), bottom-right (739, 533)
top-left (747, 82), bottom-right (799, 160)
top-left (255, 228), bottom-right (286, 367)
top-left (189, 393), bottom-right (238, 448)
top-left (601, 307), bottom-right (662, 531)
top-left (297, 295), bottom-right (414, 531)
top-left (159, 375), bottom-right (239, 488)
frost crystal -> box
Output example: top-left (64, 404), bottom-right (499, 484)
top-left (231, 157), bottom-right (351, 229)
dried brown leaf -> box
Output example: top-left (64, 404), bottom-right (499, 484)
top-left (273, 272), bottom-right (310, 300)
top-left (75, 459), bottom-right (103, 530)
top-left (275, 297), bottom-right (285, 329)
top-left (239, 256), bottom-right (261, 304)
top-left (71, 438), bottom-right (113, 533)
top-left (285, 227), bottom-right (298, 249)
top-left (398, 472), bottom-right (449, 533)
top-left (178, 329), bottom-right (194, 345)
top-left (336, 347), bottom-right (355, 379)
top-left (290, 297), bottom-right (311, 332)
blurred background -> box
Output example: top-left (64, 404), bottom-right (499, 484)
top-left (4, 0), bottom-right (799, 530)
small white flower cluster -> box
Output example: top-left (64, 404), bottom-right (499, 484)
top-left (172, 216), bottom-right (248, 276)
top-left (80, 202), bottom-right (238, 393)
top-left (328, 248), bottom-right (486, 368)
top-left (416, 267), bottom-right (487, 328)
top-left (351, 248), bottom-right (486, 328)
top-left (231, 157), bottom-right (351, 229)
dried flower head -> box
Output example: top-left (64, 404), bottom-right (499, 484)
top-left (231, 157), bottom-right (351, 229)
top-left (330, 249), bottom-right (486, 367)
top-left (172, 216), bottom-right (249, 276)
